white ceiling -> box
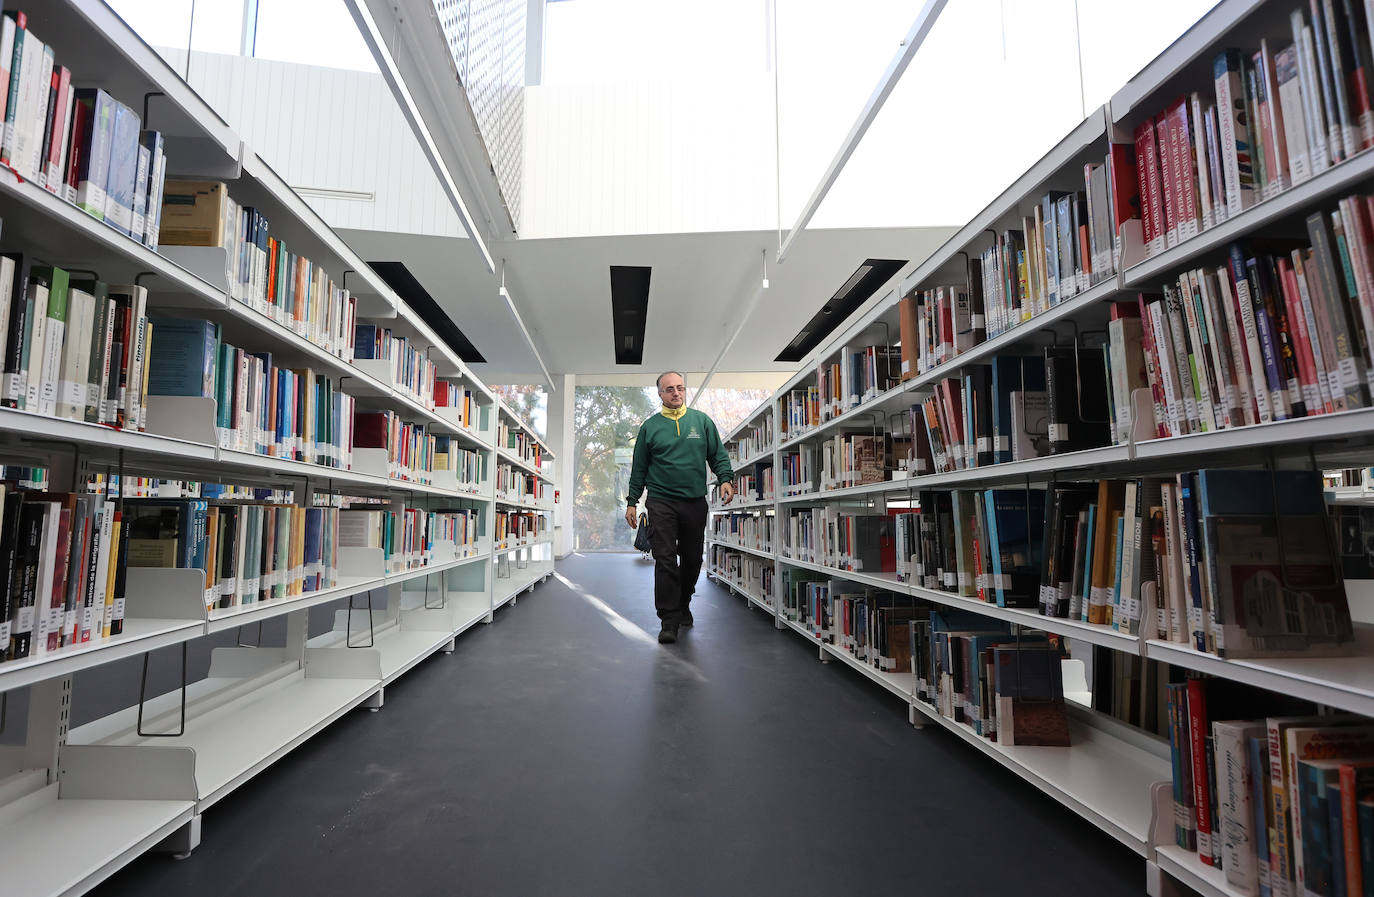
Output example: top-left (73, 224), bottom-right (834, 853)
top-left (338, 225), bottom-right (955, 384)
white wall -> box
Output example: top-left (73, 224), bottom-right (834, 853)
top-left (162, 48), bottom-right (465, 238)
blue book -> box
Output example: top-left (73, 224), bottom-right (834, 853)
top-left (1079, 502), bottom-right (1096, 623)
top-left (989, 356), bottom-right (1046, 464)
top-left (1177, 473), bottom-right (1207, 652)
top-left (1111, 515), bottom-right (1125, 629)
top-left (1299, 758), bottom-right (1341, 897)
top-left (982, 488), bottom-right (1045, 608)
top-left (1332, 781), bottom-right (1348, 897)
top-left (303, 507), bottom-right (323, 592)
top-left (146, 318), bottom-right (218, 397)
top-left (1248, 735), bottom-right (1274, 897)
top-left (354, 324), bottom-right (378, 359)
top-left (102, 100), bottom-right (141, 237)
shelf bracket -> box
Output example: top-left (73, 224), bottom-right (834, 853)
top-left (136, 643), bottom-right (188, 738)
top-left (346, 591), bottom-right (376, 648)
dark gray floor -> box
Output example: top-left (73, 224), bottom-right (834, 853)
top-left (97, 553), bottom-right (1145, 897)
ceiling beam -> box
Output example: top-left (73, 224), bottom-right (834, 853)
top-left (775, 0), bottom-right (947, 265)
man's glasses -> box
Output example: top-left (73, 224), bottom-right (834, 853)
top-left (660, 386), bottom-right (687, 393)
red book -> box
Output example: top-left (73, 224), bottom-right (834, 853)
top-left (1340, 761), bottom-right (1374, 894)
top-left (353, 410), bottom-right (391, 449)
top-left (1133, 120), bottom-right (1162, 251)
top-left (1186, 678), bottom-right (1217, 865)
top-left (1277, 257), bottom-right (1327, 414)
top-left (1107, 142), bottom-right (1140, 249)
top-left (1169, 98), bottom-right (1201, 241)
top-left (1136, 293), bottom-right (1169, 438)
top-left (1155, 113), bottom-right (1180, 248)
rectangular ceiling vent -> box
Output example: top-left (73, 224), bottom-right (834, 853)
top-left (367, 261), bottom-right (487, 363)
top-left (610, 265), bottom-right (651, 365)
top-left (774, 258), bottom-right (906, 363)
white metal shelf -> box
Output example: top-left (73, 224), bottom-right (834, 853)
top-left (711, 496), bottom-right (776, 511)
top-left (205, 551), bottom-right (490, 634)
top-left (0, 787), bottom-right (195, 897)
top-left (0, 617), bottom-right (207, 694)
top-left (777, 554), bottom-right (907, 595)
top-left (820, 640), bottom-right (915, 701)
top-left (731, 446), bottom-right (776, 469)
top-left (1146, 625), bottom-right (1374, 719)
top-left (495, 446), bottom-right (551, 480)
top-left (493, 562), bottom-right (555, 607)
top-left (1121, 146), bottom-right (1374, 289)
top-left (1153, 845), bottom-right (1237, 897)
top-left (709, 540), bottom-right (775, 561)
top-left (493, 536), bottom-right (553, 553)
top-left (908, 585), bottom-right (1140, 653)
top-left (908, 699), bottom-right (1169, 856)
top-left (778, 478), bottom-right (915, 505)
top-left (494, 496), bottom-right (554, 511)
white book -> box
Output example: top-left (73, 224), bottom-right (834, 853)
top-left (25, 43), bottom-right (51, 186)
top-left (1191, 93), bottom-right (1215, 230)
top-left (37, 285), bottom-right (64, 418)
top-left (1294, 17), bottom-right (1333, 171)
top-left (56, 285), bottom-right (92, 420)
top-left (1148, 296), bottom-right (1186, 437)
top-left (1259, 40), bottom-right (1291, 196)
top-left (1214, 721), bottom-right (1267, 895)
top-left (31, 501), bottom-right (58, 656)
top-left (49, 81), bottom-right (73, 195)
top-left (23, 278), bottom-right (46, 411)
top-left (1193, 268), bottom-right (1234, 428)
top-left (1010, 390), bottom-right (1047, 462)
top-left (0, 255), bottom-right (14, 376)
top-left (1214, 50), bottom-right (1257, 216)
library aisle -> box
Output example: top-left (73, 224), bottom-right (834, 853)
top-left (96, 553), bottom-right (1140, 897)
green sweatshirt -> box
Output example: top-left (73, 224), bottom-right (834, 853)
top-left (625, 408), bottom-right (734, 505)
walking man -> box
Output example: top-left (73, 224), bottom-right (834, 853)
top-left (625, 372), bottom-right (735, 644)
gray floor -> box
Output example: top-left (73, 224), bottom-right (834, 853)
top-left (97, 552), bottom-right (1144, 896)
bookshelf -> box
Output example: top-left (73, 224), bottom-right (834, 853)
top-left (708, 0), bottom-right (1374, 885)
top-left (0, 2), bottom-right (558, 894)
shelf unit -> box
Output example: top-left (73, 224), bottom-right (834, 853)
top-left (0, 4), bottom-right (558, 895)
top-left (708, 0), bottom-right (1374, 885)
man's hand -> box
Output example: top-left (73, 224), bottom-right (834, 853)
top-left (720, 481), bottom-right (735, 504)
top-left (625, 506), bottom-right (638, 529)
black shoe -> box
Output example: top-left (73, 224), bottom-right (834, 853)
top-left (680, 612), bottom-right (694, 627)
top-left (658, 626), bottom-right (678, 644)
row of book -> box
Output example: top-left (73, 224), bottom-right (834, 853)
top-left (1134, 4), bottom-right (1374, 263)
top-left (817, 432), bottom-right (889, 492)
top-left (85, 475), bottom-right (293, 503)
top-left (0, 261), bottom-right (150, 430)
top-left (732, 464), bottom-right (774, 503)
top-left (354, 410), bottom-right (439, 484)
top-left (354, 324), bottom-right (437, 407)
top-left (1163, 678), bottom-right (1374, 897)
top-left (710, 512), bottom-right (773, 552)
top-left (780, 447), bottom-right (817, 497)
top-left (913, 611), bottom-right (1071, 746)
top-left (337, 505), bottom-right (480, 574)
top-left (434, 380), bottom-right (487, 431)
top-left (728, 413), bottom-right (774, 463)
top-left (781, 568), bottom-right (922, 673)
top-left (495, 463), bottom-right (542, 503)
top-left (882, 468), bottom-right (1352, 659)
top-left (494, 509), bottom-right (545, 545)
top-left (0, 13), bottom-right (168, 249)
top-left (709, 547), bottom-right (774, 600)
top-left (161, 180), bottom-right (357, 362)
top-left (439, 442), bottom-right (485, 489)
top-left (497, 422), bottom-right (543, 469)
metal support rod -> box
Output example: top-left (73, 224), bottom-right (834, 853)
top-left (776, 0), bottom-right (948, 264)
top-left (137, 643), bottom-right (188, 738)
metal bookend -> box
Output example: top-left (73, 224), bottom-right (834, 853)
top-left (346, 591), bottom-right (376, 649)
top-left (136, 643), bottom-right (188, 738)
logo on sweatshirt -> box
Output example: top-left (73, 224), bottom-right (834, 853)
top-left (687, 426), bottom-right (701, 439)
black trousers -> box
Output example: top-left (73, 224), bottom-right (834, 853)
top-left (645, 496), bottom-right (708, 627)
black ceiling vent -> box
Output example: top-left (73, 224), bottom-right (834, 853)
top-left (774, 258), bottom-right (906, 363)
top-left (367, 261), bottom-right (486, 363)
top-left (610, 265), bottom-right (651, 365)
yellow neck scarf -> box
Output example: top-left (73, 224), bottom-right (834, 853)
top-left (661, 404), bottom-right (686, 435)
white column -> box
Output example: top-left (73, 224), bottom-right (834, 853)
top-left (545, 373), bottom-right (576, 558)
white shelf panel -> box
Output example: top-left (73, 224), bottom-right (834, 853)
top-left (449, 592), bottom-right (496, 637)
top-left (0, 171), bottom-right (227, 307)
top-left (1133, 406), bottom-right (1374, 464)
top-left (709, 541), bottom-right (775, 561)
top-left (214, 449), bottom-right (460, 499)
top-left (0, 617), bottom-right (206, 694)
top-left (778, 478), bottom-right (916, 505)
top-left (374, 628), bottom-right (455, 683)
top-left (204, 552), bottom-right (489, 634)
top-left (777, 554), bottom-right (906, 595)
top-left (99, 671), bottom-right (378, 810)
top-left (1154, 844), bottom-right (1239, 897)
top-left (908, 585), bottom-right (1140, 653)
top-left (905, 277), bottom-right (1122, 392)
top-left (1146, 625), bottom-right (1374, 718)
top-left (493, 537), bottom-right (553, 553)
top-left (711, 496), bottom-right (776, 511)
top-left (0, 407), bottom-right (214, 465)
top-left (909, 701), bottom-right (1169, 856)
top-left (495, 496), bottom-right (553, 511)
top-left (1122, 146), bottom-right (1374, 290)
top-left (732, 446), bottom-right (776, 469)
top-left (0, 789), bottom-right (194, 897)
top-left (495, 446), bottom-right (551, 481)
top-left (494, 564), bottom-right (553, 607)
top-left (820, 640), bottom-right (915, 701)
top-left (778, 381), bottom-right (913, 452)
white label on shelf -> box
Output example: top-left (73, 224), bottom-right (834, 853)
top-left (972, 315), bottom-right (985, 329)
top-left (995, 435), bottom-right (1010, 452)
top-left (976, 437), bottom-right (991, 453)
top-left (0, 621), bottom-right (9, 646)
top-left (1048, 423), bottom-right (1068, 443)
top-left (220, 577), bottom-right (237, 598)
top-left (943, 572), bottom-right (956, 588)
top-left (957, 572), bottom-right (969, 588)
top-left (60, 379), bottom-right (84, 412)
top-left (992, 574), bottom-right (1011, 589)
top-left (975, 573), bottom-right (988, 592)
top-left (112, 598), bottom-right (125, 621)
